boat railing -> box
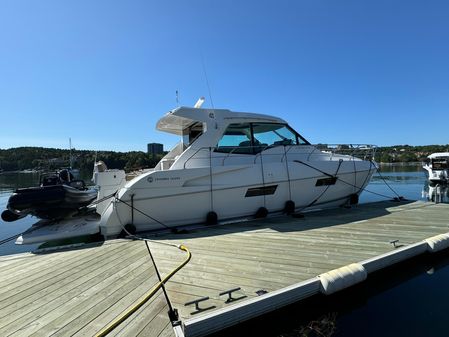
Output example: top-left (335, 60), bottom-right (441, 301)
top-left (183, 147), bottom-right (210, 169)
top-left (315, 144), bottom-right (377, 161)
top-left (182, 144), bottom-right (377, 169)
top-left (155, 141), bottom-right (186, 170)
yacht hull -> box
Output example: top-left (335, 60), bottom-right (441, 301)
top-left (99, 153), bottom-right (376, 236)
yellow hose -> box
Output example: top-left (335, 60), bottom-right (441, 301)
top-left (95, 244), bottom-right (191, 337)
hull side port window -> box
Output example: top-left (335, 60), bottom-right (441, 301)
top-left (315, 177), bottom-right (337, 186)
top-left (245, 185), bottom-right (278, 197)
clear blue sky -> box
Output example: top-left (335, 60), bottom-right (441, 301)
top-left (1, 0), bottom-right (448, 152)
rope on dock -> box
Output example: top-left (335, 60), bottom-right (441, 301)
top-left (94, 203), bottom-right (192, 336)
top-left (94, 243), bottom-right (191, 337)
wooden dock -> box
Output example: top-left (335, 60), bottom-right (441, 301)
top-left (1, 200), bottom-right (448, 337)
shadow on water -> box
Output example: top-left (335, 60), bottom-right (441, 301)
top-left (210, 250), bottom-right (449, 337)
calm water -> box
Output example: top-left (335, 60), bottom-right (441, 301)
top-left (1, 165), bottom-right (449, 337)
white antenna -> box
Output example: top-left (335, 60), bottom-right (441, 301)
top-left (201, 54), bottom-right (215, 109)
top-left (194, 97), bottom-right (205, 108)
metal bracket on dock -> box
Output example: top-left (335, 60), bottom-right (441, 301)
top-left (185, 296), bottom-right (214, 314)
top-left (389, 239), bottom-right (400, 248)
top-left (219, 287), bottom-right (246, 303)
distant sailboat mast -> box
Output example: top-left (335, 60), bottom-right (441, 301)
top-left (69, 138), bottom-right (73, 183)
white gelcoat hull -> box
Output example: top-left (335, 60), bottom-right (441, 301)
top-left (15, 106), bottom-right (379, 244)
top-left (100, 152), bottom-right (376, 236)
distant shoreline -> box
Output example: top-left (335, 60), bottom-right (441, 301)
top-left (1, 145), bottom-right (447, 173)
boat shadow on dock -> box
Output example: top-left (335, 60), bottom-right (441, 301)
top-left (147, 200), bottom-right (416, 241)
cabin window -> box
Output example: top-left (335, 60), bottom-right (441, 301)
top-left (432, 159), bottom-right (448, 170)
top-left (216, 123), bottom-right (253, 154)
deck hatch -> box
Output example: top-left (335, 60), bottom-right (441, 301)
top-left (245, 185), bottom-right (278, 197)
top-left (315, 177), bottom-right (337, 186)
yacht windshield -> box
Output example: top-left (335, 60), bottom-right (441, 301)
top-left (252, 123), bottom-right (307, 147)
top-left (216, 123), bottom-right (253, 154)
top-left (216, 123), bottom-right (309, 154)
top-left (432, 159), bottom-right (449, 170)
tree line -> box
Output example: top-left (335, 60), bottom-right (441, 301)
top-left (0, 144), bottom-right (448, 172)
top-left (0, 147), bottom-right (165, 172)
top-left (373, 144), bottom-right (449, 163)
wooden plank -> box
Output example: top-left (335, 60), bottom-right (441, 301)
top-left (158, 324), bottom-right (176, 337)
top-left (20, 265), bottom-right (154, 336)
top-left (0, 241), bottom-right (140, 313)
top-left (0, 242), bottom-right (130, 291)
top-left (0, 251), bottom-right (151, 335)
top-left (108, 291), bottom-right (170, 337)
top-left (0, 244), bottom-right (148, 331)
top-left (53, 277), bottom-right (164, 337)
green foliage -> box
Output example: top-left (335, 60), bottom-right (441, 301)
top-left (1, 144), bottom-right (448, 171)
top-left (374, 144), bottom-right (449, 163)
top-left (0, 147), bottom-right (165, 172)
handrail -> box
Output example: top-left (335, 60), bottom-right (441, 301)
top-left (183, 147), bottom-right (206, 169)
top-left (221, 146), bottom-right (238, 166)
top-left (253, 145), bottom-right (271, 164)
top-left (179, 144), bottom-right (377, 169)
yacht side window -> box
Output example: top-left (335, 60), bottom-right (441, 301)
top-left (216, 123), bottom-right (253, 154)
top-left (183, 122), bottom-right (204, 147)
top-left (252, 123), bottom-right (305, 150)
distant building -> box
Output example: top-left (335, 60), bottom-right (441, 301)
top-left (147, 143), bottom-right (164, 156)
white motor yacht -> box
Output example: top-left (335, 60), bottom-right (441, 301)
top-left (423, 153), bottom-right (449, 185)
top-left (17, 103), bottom-right (377, 244)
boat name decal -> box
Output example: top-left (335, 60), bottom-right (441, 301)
top-left (147, 176), bottom-right (181, 183)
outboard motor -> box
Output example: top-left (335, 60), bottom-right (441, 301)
top-left (92, 161), bottom-right (126, 215)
